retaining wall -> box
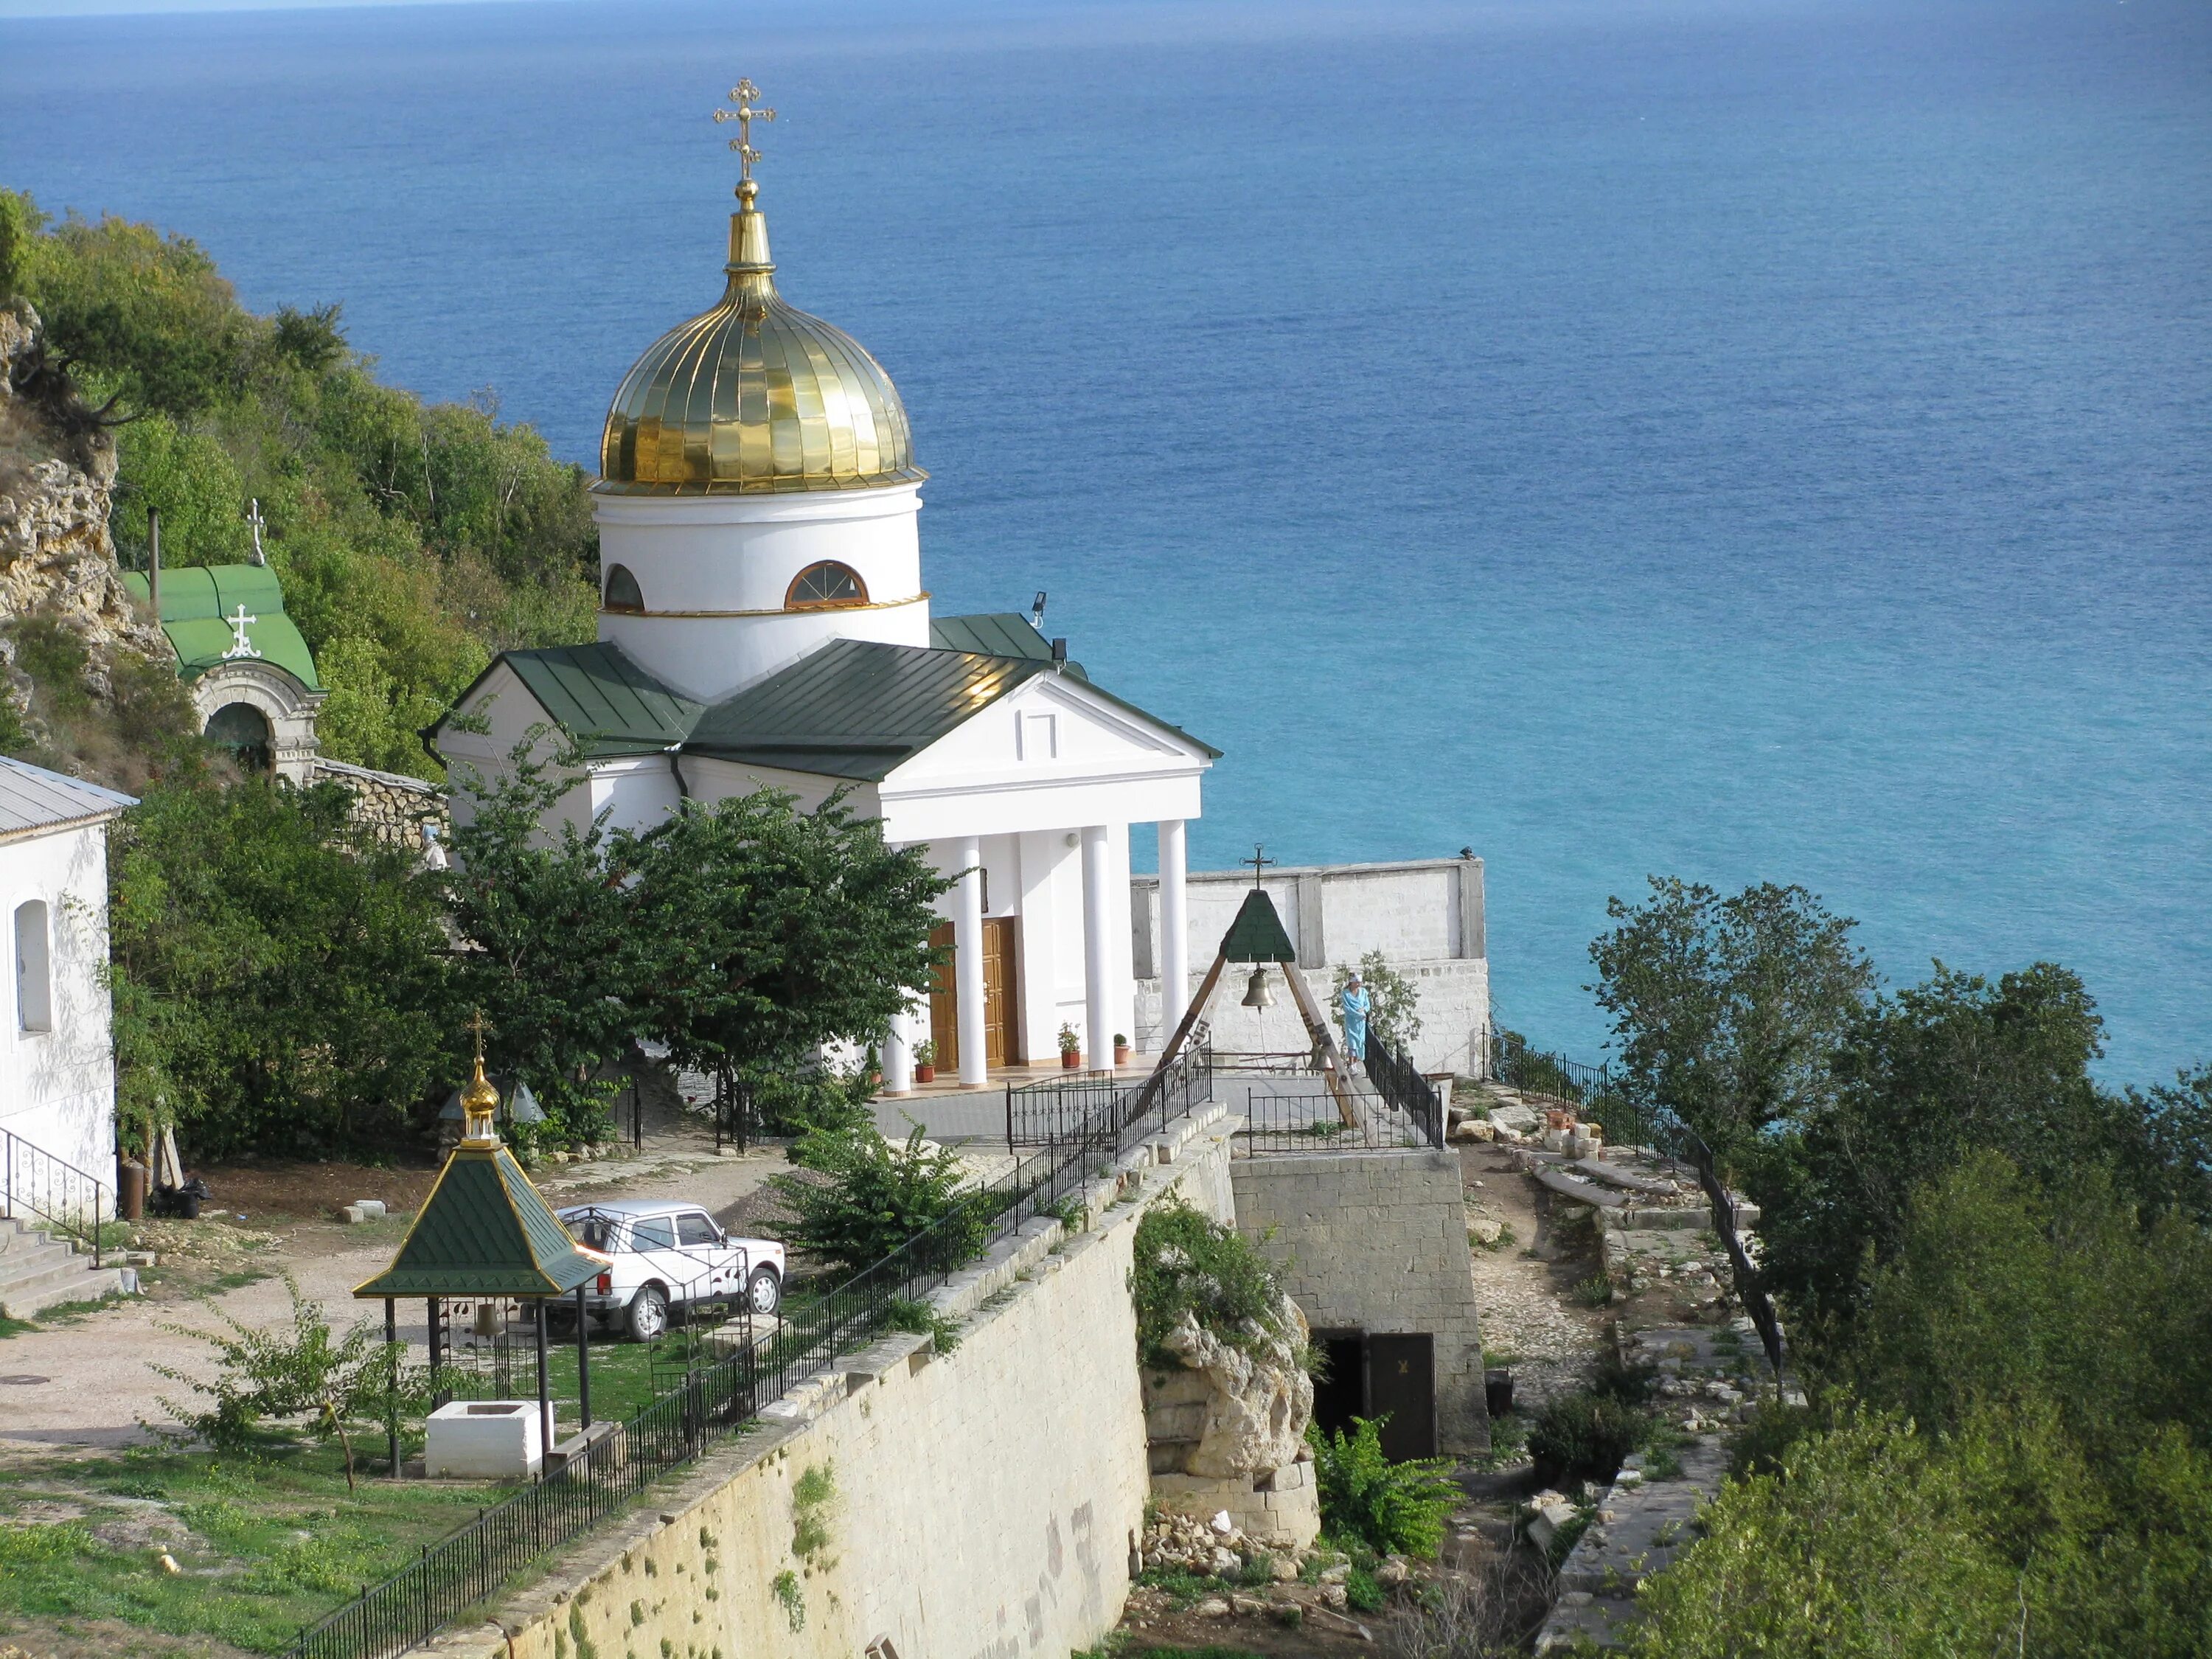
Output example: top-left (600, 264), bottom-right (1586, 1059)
top-left (1230, 1148), bottom-right (1490, 1453)
top-left (428, 1108), bottom-right (1236, 1659)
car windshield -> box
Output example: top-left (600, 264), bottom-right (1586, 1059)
top-left (630, 1216), bottom-right (675, 1251)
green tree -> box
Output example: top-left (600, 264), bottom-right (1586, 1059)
top-left (443, 737), bottom-right (640, 1144)
top-left (107, 776), bottom-right (450, 1155)
top-left (620, 789), bottom-right (948, 1109)
top-left (1755, 961), bottom-right (2139, 1343)
top-left (1588, 878), bottom-right (1876, 1163)
top-left (1588, 878), bottom-right (1874, 1369)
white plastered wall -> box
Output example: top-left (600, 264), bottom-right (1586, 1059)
top-left (594, 484), bottom-right (929, 704)
top-left (0, 821), bottom-right (118, 1180)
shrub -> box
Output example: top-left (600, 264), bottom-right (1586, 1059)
top-left (771, 1125), bottom-right (986, 1276)
top-left (150, 1275), bottom-right (408, 1482)
top-left (1528, 1389), bottom-right (1641, 1484)
top-left (1308, 1416), bottom-right (1461, 1559)
top-left (1130, 1200), bottom-right (1287, 1365)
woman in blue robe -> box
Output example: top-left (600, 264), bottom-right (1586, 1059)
top-left (1340, 971), bottom-right (1371, 1070)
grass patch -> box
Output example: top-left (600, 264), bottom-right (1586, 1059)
top-left (1571, 1274), bottom-right (1615, 1308)
top-left (0, 1313), bottom-right (38, 1339)
top-left (0, 1439), bottom-right (511, 1653)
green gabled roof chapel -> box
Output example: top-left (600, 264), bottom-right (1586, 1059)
top-left (1220, 887), bottom-right (1298, 964)
top-left (353, 1144), bottom-right (602, 1300)
top-left (447, 615), bottom-right (1216, 781)
top-left (122, 565), bottom-right (320, 691)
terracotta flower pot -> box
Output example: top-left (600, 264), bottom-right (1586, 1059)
top-left (914, 1064), bottom-right (935, 1083)
top-left (1061, 1050), bottom-right (1081, 1070)
top-left (1113, 1043), bottom-right (1131, 1067)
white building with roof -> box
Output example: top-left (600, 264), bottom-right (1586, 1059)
top-left (435, 124), bottom-right (1216, 1091)
top-left (0, 756), bottom-right (133, 1189)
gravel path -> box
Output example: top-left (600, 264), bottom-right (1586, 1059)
top-left (1461, 1141), bottom-right (1613, 1409)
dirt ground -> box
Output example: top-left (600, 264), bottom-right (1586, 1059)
top-left (0, 1132), bottom-right (789, 1456)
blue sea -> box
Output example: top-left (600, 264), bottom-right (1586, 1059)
top-left (2, 0), bottom-right (2207, 1081)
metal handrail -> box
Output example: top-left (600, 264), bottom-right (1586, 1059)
top-left (0, 1126), bottom-right (108, 1267)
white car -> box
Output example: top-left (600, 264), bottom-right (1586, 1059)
top-left (557, 1200), bottom-right (787, 1341)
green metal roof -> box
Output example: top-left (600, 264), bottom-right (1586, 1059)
top-left (686, 638), bottom-right (1042, 780)
top-left (450, 641), bottom-right (703, 759)
top-left (354, 1144), bottom-right (602, 1299)
top-left (122, 566), bottom-right (319, 691)
top-left (442, 627), bottom-right (1215, 780)
top-left (928, 612), bottom-right (1088, 680)
top-left (1220, 887), bottom-right (1298, 964)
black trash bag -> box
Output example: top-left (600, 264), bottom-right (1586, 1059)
top-left (149, 1176), bottom-right (212, 1220)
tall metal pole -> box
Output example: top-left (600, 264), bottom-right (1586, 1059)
top-left (534, 1298), bottom-right (553, 1472)
top-left (574, 1284), bottom-right (591, 1430)
top-left (426, 1296), bottom-right (445, 1405)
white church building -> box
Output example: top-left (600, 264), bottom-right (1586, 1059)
top-left (434, 147), bottom-right (1218, 1092)
top-left (0, 757), bottom-right (133, 1189)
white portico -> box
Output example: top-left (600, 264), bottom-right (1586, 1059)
top-left (434, 91), bottom-right (1213, 1088)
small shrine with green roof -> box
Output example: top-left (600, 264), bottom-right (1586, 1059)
top-left (122, 502), bottom-right (325, 780)
top-left (355, 1021), bottom-right (610, 1476)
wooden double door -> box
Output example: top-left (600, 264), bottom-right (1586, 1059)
top-left (928, 917), bottom-right (1020, 1072)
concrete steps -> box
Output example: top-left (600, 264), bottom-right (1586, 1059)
top-left (0, 1216), bottom-right (131, 1320)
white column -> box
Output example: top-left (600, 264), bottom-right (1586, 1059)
top-left (1158, 819), bottom-right (1189, 1046)
top-left (1080, 824), bottom-right (1112, 1069)
top-left (954, 835), bottom-right (988, 1087)
top-left (883, 999), bottom-right (919, 1094)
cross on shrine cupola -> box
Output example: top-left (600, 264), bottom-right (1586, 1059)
top-left (220, 605), bottom-right (260, 661)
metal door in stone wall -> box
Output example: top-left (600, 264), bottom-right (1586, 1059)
top-left (1366, 1333), bottom-right (1437, 1460)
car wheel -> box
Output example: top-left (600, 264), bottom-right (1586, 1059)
top-left (746, 1267), bottom-right (782, 1316)
top-left (625, 1284), bottom-right (669, 1343)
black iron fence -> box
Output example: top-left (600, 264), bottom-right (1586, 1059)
top-left (288, 1046), bottom-right (1214, 1659)
top-left (1364, 1034), bottom-right (1447, 1149)
top-left (1005, 1037), bottom-right (1213, 1154)
top-left (1234, 1088), bottom-right (1440, 1155)
top-left (0, 1126), bottom-right (108, 1267)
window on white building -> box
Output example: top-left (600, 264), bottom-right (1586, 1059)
top-left (785, 561), bottom-right (868, 610)
top-left (15, 900), bottom-right (52, 1033)
top-left (603, 563), bottom-right (645, 613)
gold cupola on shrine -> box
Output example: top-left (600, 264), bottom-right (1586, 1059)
top-left (597, 81), bottom-right (925, 498)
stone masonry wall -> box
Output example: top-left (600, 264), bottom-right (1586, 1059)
top-left (428, 1107), bottom-right (1238, 1659)
top-left (1231, 1149), bottom-right (1490, 1453)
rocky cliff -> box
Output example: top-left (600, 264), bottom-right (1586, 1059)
top-left (0, 299), bottom-right (180, 767)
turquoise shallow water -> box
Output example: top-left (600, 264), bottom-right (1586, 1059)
top-left (2, 0), bottom-right (2207, 1078)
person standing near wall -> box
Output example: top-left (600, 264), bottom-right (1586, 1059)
top-left (1340, 971), bottom-right (1370, 1074)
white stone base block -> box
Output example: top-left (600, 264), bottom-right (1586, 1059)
top-left (425, 1399), bottom-right (543, 1479)
top-left (1152, 1461), bottom-right (1322, 1551)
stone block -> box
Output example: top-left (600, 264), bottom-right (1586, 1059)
top-left (425, 1399), bottom-right (543, 1479)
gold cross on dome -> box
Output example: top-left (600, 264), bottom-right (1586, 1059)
top-left (465, 1007), bottom-right (490, 1057)
top-left (712, 78), bottom-right (776, 183)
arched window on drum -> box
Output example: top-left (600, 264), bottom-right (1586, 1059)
top-left (785, 562), bottom-right (869, 611)
top-left (602, 564), bottom-right (644, 613)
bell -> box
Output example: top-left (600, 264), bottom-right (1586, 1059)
top-left (1240, 966), bottom-right (1275, 1009)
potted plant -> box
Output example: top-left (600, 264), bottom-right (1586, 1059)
top-left (1058, 1023), bottom-right (1082, 1070)
top-left (912, 1038), bottom-right (937, 1085)
top-left (1113, 1032), bottom-right (1131, 1067)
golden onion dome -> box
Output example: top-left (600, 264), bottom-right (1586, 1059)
top-left (597, 178), bottom-right (925, 496)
